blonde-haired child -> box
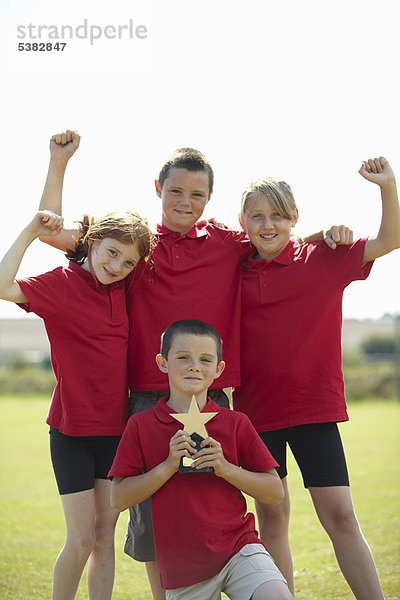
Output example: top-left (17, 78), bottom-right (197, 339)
top-left (234, 157), bottom-right (399, 599)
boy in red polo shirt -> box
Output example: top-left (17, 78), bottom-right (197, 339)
top-left (39, 131), bottom-right (350, 599)
top-left (233, 156), bottom-right (399, 599)
top-left (109, 319), bottom-right (293, 600)
top-left (39, 138), bottom-right (251, 597)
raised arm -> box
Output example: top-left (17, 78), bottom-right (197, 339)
top-left (359, 157), bottom-right (400, 262)
top-left (0, 211), bottom-right (64, 303)
top-left (39, 130), bottom-right (81, 251)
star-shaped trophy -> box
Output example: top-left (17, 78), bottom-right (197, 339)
top-left (170, 395), bottom-right (218, 473)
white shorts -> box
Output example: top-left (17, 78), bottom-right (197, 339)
top-left (166, 543), bottom-right (288, 600)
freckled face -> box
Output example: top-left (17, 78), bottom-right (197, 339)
top-left (241, 194), bottom-right (298, 261)
top-left (88, 238), bottom-right (141, 284)
top-left (156, 168), bottom-right (211, 234)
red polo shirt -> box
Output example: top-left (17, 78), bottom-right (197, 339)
top-left (17, 262), bottom-right (129, 436)
top-left (108, 397), bottom-right (278, 589)
top-left (233, 239), bottom-right (373, 432)
top-left (127, 223), bottom-right (251, 391)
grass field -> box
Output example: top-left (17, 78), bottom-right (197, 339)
top-left (0, 396), bottom-right (399, 599)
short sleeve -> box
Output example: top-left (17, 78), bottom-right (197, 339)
top-left (235, 413), bottom-right (279, 472)
top-left (319, 238), bottom-right (373, 289)
top-left (17, 268), bottom-right (65, 318)
top-left (108, 417), bottom-right (146, 479)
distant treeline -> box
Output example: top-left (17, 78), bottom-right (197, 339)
top-left (1, 333), bottom-right (399, 399)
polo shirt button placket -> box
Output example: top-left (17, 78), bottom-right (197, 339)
top-left (172, 238), bottom-right (181, 263)
top-left (260, 269), bottom-right (269, 300)
top-left (110, 287), bottom-right (118, 322)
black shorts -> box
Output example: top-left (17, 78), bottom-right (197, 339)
top-left (49, 427), bottom-right (121, 495)
top-left (259, 422), bottom-right (349, 488)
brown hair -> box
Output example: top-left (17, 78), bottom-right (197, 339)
top-left (66, 210), bottom-right (155, 265)
top-left (160, 319), bottom-right (223, 363)
top-left (157, 148), bottom-right (214, 194)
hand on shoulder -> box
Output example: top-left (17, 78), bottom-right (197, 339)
top-left (323, 225), bottom-right (354, 249)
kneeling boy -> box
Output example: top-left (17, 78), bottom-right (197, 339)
top-left (109, 320), bottom-right (293, 600)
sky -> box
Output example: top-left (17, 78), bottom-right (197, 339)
top-left (1, 0), bottom-right (399, 320)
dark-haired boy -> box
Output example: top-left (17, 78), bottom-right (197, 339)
top-left (109, 320), bottom-right (293, 600)
top-left (39, 143), bottom-right (253, 596)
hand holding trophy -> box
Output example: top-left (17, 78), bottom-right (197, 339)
top-left (170, 395), bottom-right (217, 473)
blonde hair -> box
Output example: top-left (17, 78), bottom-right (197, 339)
top-left (241, 177), bottom-right (298, 221)
top-left (66, 210), bottom-right (155, 265)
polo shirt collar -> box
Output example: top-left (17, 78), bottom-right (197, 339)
top-left (154, 396), bottom-right (221, 424)
top-left (67, 261), bottom-right (125, 290)
top-left (156, 223), bottom-right (209, 239)
top-left (246, 238), bottom-right (296, 269)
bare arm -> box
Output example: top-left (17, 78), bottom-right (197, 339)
top-left (0, 212), bottom-right (64, 303)
top-left (111, 429), bottom-right (196, 512)
top-left (191, 437), bottom-right (284, 505)
top-left (359, 157), bottom-right (400, 262)
top-left (111, 463), bottom-right (173, 511)
top-left (39, 130), bottom-right (81, 251)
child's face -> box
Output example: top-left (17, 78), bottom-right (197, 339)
top-left (156, 333), bottom-right (224, 398)
top-left (155, 167), bottom-right (211, 234)
top-left (88, 238), bottom-right (141, 284)
top-left (241, 194), bottom-right (297, 261)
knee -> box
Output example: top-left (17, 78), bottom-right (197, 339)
top-left (256, 500), bottom-right (289, 533)
top-left (94, 521), bottom-right (117, 551)
top-left (322, 505), bottom-right (360, 537)
top-left (67, 532), bottom-right (96, 560)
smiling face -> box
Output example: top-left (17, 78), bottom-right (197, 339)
top-left (156, 167), bottom-right (211, 234)
top-left (87, 238), bottom-right (141, 284)
top-left (240, 193), bottom-right (298, 261)
top-left (156, 333), bottom-right (225, 402)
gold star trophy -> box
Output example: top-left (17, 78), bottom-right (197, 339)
top-left (170, 395), bottom-right (218, 473)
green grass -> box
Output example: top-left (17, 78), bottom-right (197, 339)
top-left (0, 396), bottom-right (399, 599)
